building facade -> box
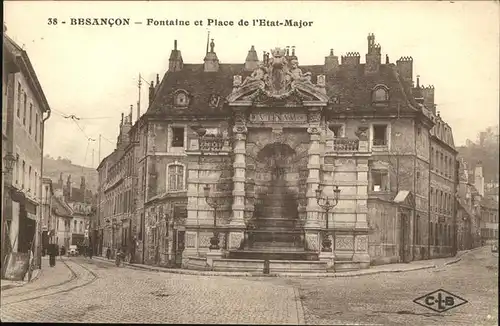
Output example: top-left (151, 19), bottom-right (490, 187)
top-left (40, 177), bottom-right (54, 254)
top-left (51, 173), bottom-right (95, 248)
top-left (97, 112), bottom-right (137, 260)
top-left (2, 29), bottom-right (51, 269)
top-left (98, 34), bottom-right (462, 271)
top-left (429, 112), bottom-right (458, 258)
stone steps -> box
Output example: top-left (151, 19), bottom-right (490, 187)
top-left (228, 250), bottom-right (318, 261)
top-left (253, 217), bottom-right (298, 228)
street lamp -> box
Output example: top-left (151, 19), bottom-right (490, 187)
top-left (3, 152), bottom-right (17, 175)
top-left (204, 184), bottom-right (225, 250)
top-left (316, 184), bottom-right (341, 252)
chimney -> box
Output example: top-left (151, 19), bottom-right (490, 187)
top-left (420, 85), bottom-right (436, 114)
top-left (66, 175), bottom-right (72, 202)
top-left (396, 56), bottom-right (413, 85)
top-left (168, 40), bottom-right (184, 71)
top-left (204, 38), bottom-right (219, 72)
top-left (413, 75), bottom-right (425, 105)
top-left (244, 45), bottom-right (259, 71)
top-left (149, 80), bottom-right (155, 106)
top-left (365, 33), bottom-right (381, 75)
top-left (80, 176), bottom-right (86, 202)
top-left (341, 52), bottom-right (361, 67)
top-left (474, 161), bottom-right (484, 196)
top-left (58, 172), bottom-right (63, 189)
top-left (324, 49), bottom-right (339, 73)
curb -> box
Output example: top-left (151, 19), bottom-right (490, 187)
top-left (92, 256), bottom-right (437, 278)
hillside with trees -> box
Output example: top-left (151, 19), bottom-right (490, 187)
top-left (457, 125), bottom-right (499, 183)
top-left (43, 155), bottom-right (98, 193)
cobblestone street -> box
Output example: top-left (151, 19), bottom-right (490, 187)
top-left (1, 247), bottom-right (497, 325)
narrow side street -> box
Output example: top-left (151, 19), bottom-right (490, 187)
top-left (1, 247), bottom-right (497, 325)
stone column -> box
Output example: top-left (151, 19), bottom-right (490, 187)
top-left (304, 108), bottom-right (322, 252)
top-left (228, 110), bottom-right (247, 250)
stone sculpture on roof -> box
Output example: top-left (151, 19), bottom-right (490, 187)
top-left (239, 47), bottom-right (316, 99)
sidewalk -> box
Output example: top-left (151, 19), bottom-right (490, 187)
top-left (92, 247), bottom-right (482, 278)
top-left (1, 256), bottom-right (68, 291)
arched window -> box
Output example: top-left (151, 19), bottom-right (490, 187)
top-left (168, 164), bottom-right (185, 191)
top-left (372, 85), bottom-right (389, 103)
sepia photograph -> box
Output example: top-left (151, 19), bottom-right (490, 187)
top-left (1, 1), bottom-right (498, 324)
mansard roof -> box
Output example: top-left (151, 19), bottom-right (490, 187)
top-left (145, 61), bottom-right (420, 118)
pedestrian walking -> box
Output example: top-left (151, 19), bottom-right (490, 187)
top-left (49, 242), bottom-right (56, 267)
top-left (106, 247), bottom-right (111, 260)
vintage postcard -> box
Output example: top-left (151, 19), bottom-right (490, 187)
top-left (1, 1), bottom-right (498, 324)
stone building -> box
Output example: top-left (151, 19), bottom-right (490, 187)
top-left (40, 177), bottom-right (54, 253)
top-left (51, 195), bottom-right (73, 249)
top-left (429, 111), bottom-right (458, 258)
top-left (96, 112), bottom-right (137, 259)
top-left (53, 173), bottom-right (95, 247)
top-left (2, 28), bottom-right (51, 268)
top-left (98, 34), bottom-right (461, 271)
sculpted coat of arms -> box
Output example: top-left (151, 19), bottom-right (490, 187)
top-left (240, 47), bottom-right (315, 100)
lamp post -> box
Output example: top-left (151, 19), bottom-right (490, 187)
top-left (315, 184), bottom-right (341, 252)
top-left (3, 153), bottom-right (17, 175)
top-left (204, 184), bottom-right (224, 250)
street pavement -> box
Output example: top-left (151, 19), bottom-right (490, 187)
top-left (0, 246), bottom-right (497, 325)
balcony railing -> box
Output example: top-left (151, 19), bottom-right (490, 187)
top-left (332, 138), bottom-right (359, 151)
top-left (200, 135), bottom-right (225, 152)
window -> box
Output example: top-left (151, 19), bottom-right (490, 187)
top-left (372, 86), bottom-right (389, 103)
top-left (23, 93), bottom-right (27, 125)
top-left (430, 223), bottom-right (434, 246)
top-left (434, 151), bottom-right (438, 173)
top-left (431, 147), bottom-right (434, 169)
top-left (440, 153), bottom-right (444, 175)
top-left (15, 154), bottom-right (19, 184)
top-left (430, 188), bottom-right (434, 207)
top-left (29, 103), bottom-right (33, 134)
top-left (175, 92), bottom-right (189, 106)
top-left (35, 113), bottom-right (39, 142)
top-left (80, 221), bottom-right (83, 233)
top-left (416, 171), bottom-right (421, 193)
top-left (28, 166), bottom-right (32, 191)
top-left (328, 124), bottom-right (343, 138)
top-left (371, 169), bottom-right (389, 192)
top-left (373, 125), bottom-right (387, 146)
top-left (74, 220), bottom-right (77, 232)
top-left (34, 172), bottom-right (37, 197)
top-left (415, 215), bottom-right (420, 245)
top-left (22, 160), bottom-right (26, 188)
top-left (17, 83), bottom-right (21, 117)
top-left (168, 164), bottom-right (185, 191)
top-left (171, 127), bottom-right (184, 147)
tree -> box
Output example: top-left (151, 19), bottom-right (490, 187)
top-left (459, 125), bottom-right (499, 183)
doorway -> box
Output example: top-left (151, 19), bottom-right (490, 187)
top-left (399, 211), bottom-right (411, 263)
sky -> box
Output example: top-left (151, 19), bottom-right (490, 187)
top-left (4, 1), bottom-right (499, 168)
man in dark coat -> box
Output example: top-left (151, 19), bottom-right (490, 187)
top-left (49, 242), bottom-right (56, 267)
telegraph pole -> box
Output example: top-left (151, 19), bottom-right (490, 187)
top-left (137, 74), bottom-right (141, 123)
top-left (98, 134), bottom-right (101, 164)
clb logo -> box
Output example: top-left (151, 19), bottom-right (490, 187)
top-left (413, 289), bottom-right (468, 313)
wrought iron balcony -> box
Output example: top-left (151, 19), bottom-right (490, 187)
top-left (332, 138), bottom-right (359, 151)
top-left (200, 135), bottom-right (226, 152)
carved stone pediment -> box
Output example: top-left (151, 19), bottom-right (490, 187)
top-left (227, 47), bottom-right (329, 104)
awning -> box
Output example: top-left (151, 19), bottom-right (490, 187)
top-left (393, 190), bottom-right (415, 209)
